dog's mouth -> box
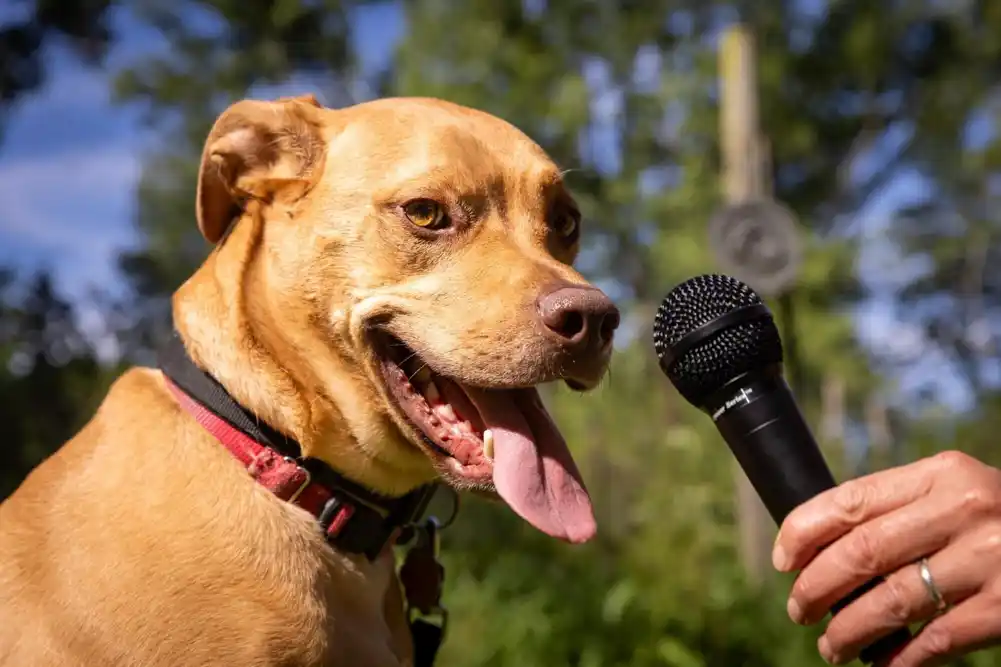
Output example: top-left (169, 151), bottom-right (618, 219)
top-left (371, 331), bottom-right (596, 544)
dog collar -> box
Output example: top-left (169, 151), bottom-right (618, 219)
top-left (156, 332), bottom-right (439, 561)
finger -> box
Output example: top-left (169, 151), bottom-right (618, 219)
top-left (787, 495), bottom-right (957, 625)
top-left (817, 526), bottom-right (994, 664)
top-left (884, 591), bottom-right (1001, 667)
top-left (774, 453), bottom-right (964, 573)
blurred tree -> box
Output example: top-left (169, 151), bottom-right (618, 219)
top-left (862, 1), bottom-right (1001, 406)
top-left (0, 0), bottom-right (115, 141)
top-left (0, 271), bottom-right (116, 498)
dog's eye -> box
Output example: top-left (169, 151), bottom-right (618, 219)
top-left (554, 210), bottom-right (579, 239)
top-left (403, 199), bottom-right (449, 229)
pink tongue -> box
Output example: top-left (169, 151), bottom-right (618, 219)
top-left (463, 387), bottom-right (596, 543)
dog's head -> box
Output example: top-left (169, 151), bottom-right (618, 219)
top-left (189, 95), bottom-right (618, 543)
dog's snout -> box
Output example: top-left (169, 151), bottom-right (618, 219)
top-left (537, 286), bottom-right (620, 351)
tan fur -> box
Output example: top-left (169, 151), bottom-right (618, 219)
top-left (0, 96), bottom-right (612, 666)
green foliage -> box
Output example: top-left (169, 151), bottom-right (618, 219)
top-left (0, 272), bottom-right (120, 497)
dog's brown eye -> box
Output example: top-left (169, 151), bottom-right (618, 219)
top-left (555, 210), bottom-right (579, 239)
top-left (403, 199), bottom-right (448, 229)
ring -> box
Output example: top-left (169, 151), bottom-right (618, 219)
top-left (917, 557), bottom-right (948, 613)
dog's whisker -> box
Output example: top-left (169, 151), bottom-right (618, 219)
top-left (407, 362), bottom-right (430, 382)
top-left (399, 350), bottom-right (421, 366)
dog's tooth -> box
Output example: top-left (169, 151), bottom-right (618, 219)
top-left (424, 381), bottom-right (440, 403)
top-left (437, 404), bottom-right (457, 422)
top-left (483, 429), bottom-right (494, 460)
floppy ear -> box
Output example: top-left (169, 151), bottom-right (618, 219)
top-left (196, 94), bottom-right (326, 244)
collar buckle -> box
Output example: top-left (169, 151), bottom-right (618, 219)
top-left (282, 456), bottom-right (312, 504)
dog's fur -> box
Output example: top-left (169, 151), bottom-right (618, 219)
top-left (0, 96), bottom-right (615, 666)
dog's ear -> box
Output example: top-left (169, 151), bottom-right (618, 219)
top-left (196, 94), bottom-right (326, 243)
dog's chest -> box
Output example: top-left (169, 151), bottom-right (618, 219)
top-left (207, 515), bottom-right (410, 667)
top-left (107, 499), bottom-right (408, 667)
top-left (139, 544), bottom-right (408, 667)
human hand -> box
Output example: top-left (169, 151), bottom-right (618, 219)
top-left (773, 451), bottom-right (1001, 666)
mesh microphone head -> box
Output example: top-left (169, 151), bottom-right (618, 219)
top-left (652, 274), bottom-right (783, 407)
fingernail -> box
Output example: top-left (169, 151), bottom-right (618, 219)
top-left (787, 597), bottom-right (804, 624)
top-left (818, 635), bottom-right (834, 663)
top-left (772, 544), bottom-right (791, 571)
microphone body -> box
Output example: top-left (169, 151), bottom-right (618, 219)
top-left (706, 367), bottom-right (907, 662)
top-left (705, 368), bottom-right (835, 524)
top-left (652, 274), bottom-right (911, 665)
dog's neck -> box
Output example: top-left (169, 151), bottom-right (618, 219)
top-left (171, 209), bottom-right (414, 496)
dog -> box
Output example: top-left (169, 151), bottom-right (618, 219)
top-left (0, 95), bottom-right (619, 667)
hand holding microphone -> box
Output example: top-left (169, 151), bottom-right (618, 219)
top-left (652, 274), bottom-right (1001, 667)
top-left (773, 452), bottom-right (1001, 667)
top-left (651, 274), bottom-right (911, 664)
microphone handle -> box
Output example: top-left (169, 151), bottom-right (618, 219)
top-left (708, 371), bottom-right (911, 664)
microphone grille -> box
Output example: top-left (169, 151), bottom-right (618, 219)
top-left (652, 274), bottom-right (783, 406)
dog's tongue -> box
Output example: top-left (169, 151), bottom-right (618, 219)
top-left (463, 386), bottom-right (596, 543)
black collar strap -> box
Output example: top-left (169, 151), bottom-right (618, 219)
top-left (157, 331), bottom-right (438, 561)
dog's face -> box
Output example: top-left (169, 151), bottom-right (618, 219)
top-left (194, 96), bottom-right (618, 542)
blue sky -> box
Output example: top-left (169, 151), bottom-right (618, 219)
top-left (0, 2), bottom-right (403, 299)
top-left (0, 3), bottom-right (983, 408)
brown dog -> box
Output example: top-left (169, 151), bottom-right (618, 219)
top-left (0, 95), bottom-right (619, 667)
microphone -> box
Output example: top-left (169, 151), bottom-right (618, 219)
top-left (651, 273), bottom-right (910, 665)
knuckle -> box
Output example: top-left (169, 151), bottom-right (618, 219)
top-left (933, 450), bottom-right (976, 475)
top-left (881, 572), bottom-right (914, 623)
top-left (842, 526), bottom-right (881, 575)
top-left (833, 482), bottom-right (871, 523)
top-left (986, 526), bottom-right (1001, 559)
top-left (958, 484), bottom-right (1000, 517)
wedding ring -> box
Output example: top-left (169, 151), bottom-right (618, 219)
top-left (917, 557), bottom-right (948, 613)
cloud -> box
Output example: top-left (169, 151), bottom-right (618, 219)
top-left (0, 48), bottom-right (144, 299)
top-left (0, 141), bottom-right (141, 300)
top-left (0, 146), bottom-right (139, 248)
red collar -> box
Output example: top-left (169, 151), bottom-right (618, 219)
top-left (158, 330), bottom-right (438, 562)
top-left (157, 334), bottom-right (448, 667)
top-left (165, 378), bottom-right (357, 536)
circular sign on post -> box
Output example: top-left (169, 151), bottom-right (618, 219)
top-left (707, 199), bottom-right (804, 296)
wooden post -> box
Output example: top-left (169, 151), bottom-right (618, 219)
top-left (718, 25), bottom-right (775, 586)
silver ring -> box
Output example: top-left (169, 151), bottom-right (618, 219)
top-left (918, 557), bottom-right (948, 612)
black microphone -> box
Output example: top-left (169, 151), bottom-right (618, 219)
top-left (651, 273), bottom-right (910, 665)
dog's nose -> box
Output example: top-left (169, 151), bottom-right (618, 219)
top-left (537, 285), bottom-right (620, 351)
